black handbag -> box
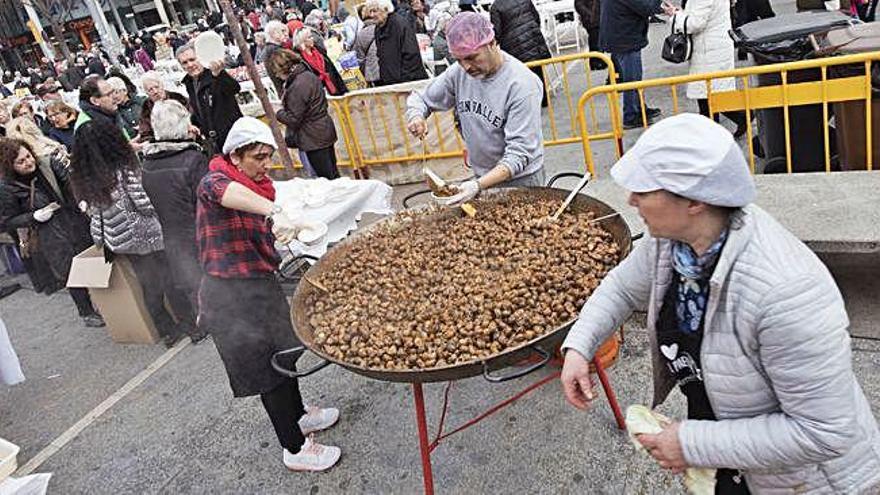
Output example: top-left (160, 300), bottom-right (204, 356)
top-left (662, 15), bottom-right (693, 64)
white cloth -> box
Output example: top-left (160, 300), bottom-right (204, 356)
top-left (0, 474), bottom-right (52, 495)
top-left (0, 315), bottom-right (24, 386)
top-left (273, 177), bottom-right (393, 258)
top-left (611, 114), bottom-right (755, 207)
top-left (669, 0), bottom-right (736, 99)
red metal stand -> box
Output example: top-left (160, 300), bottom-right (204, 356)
top-left (410, 357), bottom-right (624, 494)
top-left (412, 383), bottom-right (435, 495)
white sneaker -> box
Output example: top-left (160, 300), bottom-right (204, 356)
top-left (283, 436), bottom-right (341, 472)
top-left (298, 406), bottom-right (340, 435)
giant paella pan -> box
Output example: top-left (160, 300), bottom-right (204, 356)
top-left (273, 173), bottom-right (636, 383)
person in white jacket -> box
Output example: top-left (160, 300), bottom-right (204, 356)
top-left (561, 114), bottom-right (880, 493)
top-left (662, 0), bottom-right (747, 137)
top-left (0, 315), bottom-right (24, 386)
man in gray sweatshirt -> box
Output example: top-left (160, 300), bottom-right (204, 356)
top-left (406, 12), bottom-right (545, 206)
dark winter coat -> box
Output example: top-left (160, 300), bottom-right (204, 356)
top-left (138, 92), bottom-right (190, 143)
top-left (74, 100), bottom-right (130, 140)
top-left (277, 64), bottom-right (338, 152)
top-left (299, 49), bottom-right (348, 97)
top-left (46, 125), bottom-right (75, 152)
top-left (375, 12), bottom-right (429, 86)
top-left (117, 94), bottom-right (147, 140)
top-left (87, 56), bottom-right (106, 77)
top-left (64, 65), bottom-right (87, 89)
top-left (88, 168), bottom-right (164, 255)
top-left (490, 0), bottom-right (552, 63)
top-left (141, 141), bottom-right (208, 295)
top-left (600, 0), bottom-right (662, 53)
top-left (182, 69), bottom-right (243, 155)
top-left (575, 0), bottom-right (602, 29)
top-left (0, 155), bottom-right (92, 281)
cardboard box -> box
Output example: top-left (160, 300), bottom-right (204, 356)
top-left (67, 246), bottom-right (160, 345)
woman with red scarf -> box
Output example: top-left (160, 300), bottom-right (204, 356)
top-left (196, 117), bottom-right (342, 472)
top-left (293, 28), bottom-right (348, 97)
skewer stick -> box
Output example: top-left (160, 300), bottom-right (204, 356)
top-left (550, 173), bottom-right (591, 221)
top-left (304, 276), bottom-right (329, 293)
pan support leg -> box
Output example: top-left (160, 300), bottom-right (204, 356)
top-left (593, 357), bottom-right (625, 430)
top-left (412, 382), bottom-right (435, 495)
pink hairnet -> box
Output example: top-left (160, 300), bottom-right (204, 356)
top-left (446, 12), bottom-right (495, 57)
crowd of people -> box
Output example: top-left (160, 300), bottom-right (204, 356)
top-left (3, 0), bottom-right (880, 487)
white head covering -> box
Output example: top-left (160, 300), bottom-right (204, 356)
top-left (222, 117), bottom-right (277, 155)
top-left (610, 114), bottom-right (756, 207)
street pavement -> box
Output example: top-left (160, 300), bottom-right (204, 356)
top-left (4, 0), bottom-right (880, 492)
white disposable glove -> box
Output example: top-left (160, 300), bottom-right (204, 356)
top-left (440, 180), bottom-right (480, 207)
top-left (78, 200), bottom-right (88, 213)
top-left (270, 210), bottom-right (301, 244)
top-left (33, 203), bottom-right (59, 223)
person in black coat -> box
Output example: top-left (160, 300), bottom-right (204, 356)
top-left (574, 0), bottom-right (608, 70)
top-left (600, 0), bottom-right (663, 128)
top-left (59, 58), bottom-right (86, 91)
top-left (0, 138), bottom-right (104, 327)
top-left (44, 101), bottom-right (78, 152)
top-left (177, 44), bottom-right (244, 156)
top-left (86, 52), bottom-right (106, 77)
top-left (368, 2), bottom-right (429, 86)
top-left (490, 0), bottom-right (553, 106)
top-left (140, 100), bottom-right (208, 343)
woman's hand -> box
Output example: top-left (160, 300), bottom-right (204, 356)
top-left (637, 422), bottom-right (688, 473)
top-left (561, 349), bottom-right (596, 410)
top-left (661, 1), bottom-right (680, 15)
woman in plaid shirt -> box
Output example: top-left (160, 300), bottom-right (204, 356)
top-left (196, 117), bottom-right (342, 472)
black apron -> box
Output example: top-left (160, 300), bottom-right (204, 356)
top-left (199, 274), bottom-right (301, 397)
top-left (656, 274), bottom-right (750, 495)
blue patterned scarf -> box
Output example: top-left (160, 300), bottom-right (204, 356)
top-left (670, 229), bottom-right (728, 334)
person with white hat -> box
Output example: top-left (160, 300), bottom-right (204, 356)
top-left (405, 11), bottom-right (545, 206)
top-left (560, 114), bottom-right (880, 493)
top-left (196, 117), bottom-right (342, 472)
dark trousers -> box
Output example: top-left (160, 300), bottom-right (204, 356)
top-left (529, 66), bottom-right (549, 107)
top-left (611, 50), bottom-right (644, 124)
top-left (68, 287), bottom-right (97, 317)
top-left (304, 147), bottom-right (341, 180)
top-left (128, 251), bottom-right (182, 338)
top-left (697, 98), bottom-right (747, 131)
top-left (260, 379), bottom-right (306, 452)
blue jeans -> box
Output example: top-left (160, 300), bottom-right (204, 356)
top-left (611, 50), bottom-right (644, 124)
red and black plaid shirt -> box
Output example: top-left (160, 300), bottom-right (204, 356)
top-left (196, 172), bottom-right (280, 278)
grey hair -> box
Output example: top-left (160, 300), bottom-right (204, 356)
top-left (265, 20), bottom-right (289, 38)
top-left (151, 100), bottom-right (191, 141)
top-left (175, 42), bottom-right (195, 59)
top-left (106, 77), bottom-right (127, 91)
top-left (363, 0), bottom-right (394, 13)
top-left (292, 27), bottom-right (314, 49)
top-left (141, 70), bottom-right (163, 86)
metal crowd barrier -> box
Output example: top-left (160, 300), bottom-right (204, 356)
top-left (273, 52), bottom-right (617, 174)
top-left (576, 51), bottom-right (880, 176)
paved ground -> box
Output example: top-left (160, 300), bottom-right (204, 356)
top-left (4, 1), bottom-right (880, 493)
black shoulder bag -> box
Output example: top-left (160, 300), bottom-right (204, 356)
top-left (662, 15), bottom-right (693, 64)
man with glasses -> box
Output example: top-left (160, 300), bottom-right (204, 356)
top-left (74, 76), bottom-right (136, 148)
